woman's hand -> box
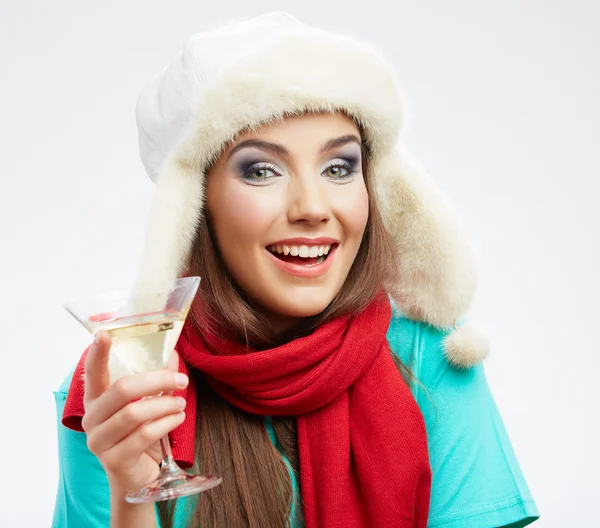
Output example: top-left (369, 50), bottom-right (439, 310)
top-left (81, 330), bottom-right (189, 494)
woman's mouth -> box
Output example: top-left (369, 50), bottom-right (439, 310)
top-left (268, 243), bottom-right (333, 264)
top-left (265, 243), bottom-right (338, 277)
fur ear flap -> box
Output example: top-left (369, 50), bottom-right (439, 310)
top-left (131, 156), bottom-right (205, 308)
top-left (373, 149), bottom-right (478, 329)
top-left (375, 148), bottom-right (488, 365)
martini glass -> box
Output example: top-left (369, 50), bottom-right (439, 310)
top-left (64, 276), bottom-right (222, 503)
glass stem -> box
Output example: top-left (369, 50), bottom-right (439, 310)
top-left (159, 435), bottom-right (182, 474)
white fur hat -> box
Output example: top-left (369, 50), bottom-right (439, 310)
top-left (133, 11), bottom-right (489, 367)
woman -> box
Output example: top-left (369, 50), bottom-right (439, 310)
top-left (53, 12), bottom-right (539, 528)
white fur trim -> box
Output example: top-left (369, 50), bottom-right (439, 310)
top-left (173, 27), bottom-right (404, 177)
top-left (443, 324), bottom-right (490, 368)
top-left (374, 150), bottom-right (478, 327)
top-left (132, 157), bottom-right (204, 301)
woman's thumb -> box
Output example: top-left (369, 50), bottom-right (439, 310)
top-left (83, 330), bottom-right (111, 407)
top-left (164, 349), bottom-right (186, 397)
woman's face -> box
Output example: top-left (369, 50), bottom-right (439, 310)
top-left (206, 113), bottom-right (369, 332)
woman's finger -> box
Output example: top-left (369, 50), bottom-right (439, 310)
top-left (84, 368), bottom-right (189, 429)
top-left (101, 412), bottom-right (186, 472)
top-left (86, 395), bottom-right (187, 454)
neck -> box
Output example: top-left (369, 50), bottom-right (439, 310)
top-left (252, 303), bottom-right (323, 345)
top-left (260, 309), bottom-right (304, 336)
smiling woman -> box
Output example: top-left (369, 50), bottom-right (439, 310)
top-left (53, 11), bottom-right (539, 528)
top-left (205, 113), bottom-right (373, 332)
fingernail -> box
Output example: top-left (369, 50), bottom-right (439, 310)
top-left (174, 373), bottom-right (189, 388)
top-left (94, 332), bottom-right (102, 345)
top-left (175, 396), bottom-right (187, 409)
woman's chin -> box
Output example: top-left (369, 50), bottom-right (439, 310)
top-left (259, 291), bottom-right (337, 320)
top-left (279, 304), bottom-right (330, 319)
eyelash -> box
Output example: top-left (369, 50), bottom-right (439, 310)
top-left (241, 159), bottom-right (358, 183)
top-left (241, 162), bottom-right (280, 182)
top-left (323, 159), bottom-right (357, 180)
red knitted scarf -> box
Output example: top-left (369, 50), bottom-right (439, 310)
top-left (63, 295), bottom-right (431, 527)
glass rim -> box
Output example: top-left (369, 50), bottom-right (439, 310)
top-left (63, 276), bottom-right (201, 309)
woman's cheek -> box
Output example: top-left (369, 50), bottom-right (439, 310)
top-left (331, 182), bottom-right (369, 236)
top-left (218, 185), bottom-right (279, 240)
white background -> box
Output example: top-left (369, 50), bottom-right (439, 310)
top-left (1, 1), bottom-right (598, 526)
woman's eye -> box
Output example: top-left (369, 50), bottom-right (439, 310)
top-left (241, 163), bottom-right (279, 183)
top-left (322, 160), bottom-right (357, 180)
top-left (325, 165), bottom-right (349, 178)
top-left (240, 159), bottom-right (357, 183)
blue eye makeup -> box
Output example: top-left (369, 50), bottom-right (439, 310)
top-left (322, 156), bottom-right (360, 181)
top-left (239, 161), bottom-right (281, 184)
top-left (233, 152), bottom-right (361, 185)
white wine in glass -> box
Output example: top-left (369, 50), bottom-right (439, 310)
top-left (64, 276), bottom-right (222, 503)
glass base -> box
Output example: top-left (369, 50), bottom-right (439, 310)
top-left (125, 464), bottom-right (222, 504)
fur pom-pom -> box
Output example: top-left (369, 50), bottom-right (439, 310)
top-left (442, 324), bottom-right (490, 368)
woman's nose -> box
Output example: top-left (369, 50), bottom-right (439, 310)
top-left (287, 176), bottom-right (331, 225)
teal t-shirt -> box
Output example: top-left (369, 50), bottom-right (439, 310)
top-left (52, 312), bottom-right (540, 527)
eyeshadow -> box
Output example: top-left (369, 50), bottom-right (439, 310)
top-left (232, 152), bottom-right (268, 174)
top-left (230, 146), bottom-right (362, 174)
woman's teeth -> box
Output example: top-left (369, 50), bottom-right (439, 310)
top-left (268, 244), bottom-right (332, 258)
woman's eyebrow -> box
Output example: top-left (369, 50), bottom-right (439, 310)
top-left (226, 134), bottom-right (361, 161)
top-left (319, 134), bottom-right (362, 154)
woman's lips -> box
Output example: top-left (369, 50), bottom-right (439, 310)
top-left (266, 244), bottom-right (337, 278)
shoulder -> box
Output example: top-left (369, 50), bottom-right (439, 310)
top-left (386, 306), bottom-right (540, 527)
top-left (56, 368), bottom-right (75, 395)
top-left (53, 368), bottom-right (112, 527)
top-left (386, 303), bottom-right (452, 389)
top-left (386, 302), bottom-right (490, 404)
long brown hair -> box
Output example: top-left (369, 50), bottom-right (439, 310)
top-left (157, 112), bottom-right (412, 527)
